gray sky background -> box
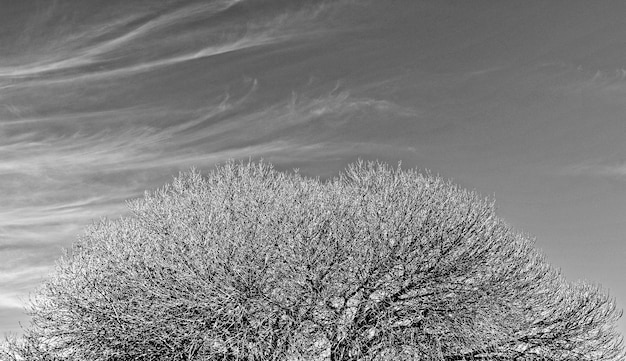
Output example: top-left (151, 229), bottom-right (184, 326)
top-left (1, 0), bottom-right (625, 337)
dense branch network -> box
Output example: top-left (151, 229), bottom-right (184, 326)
top-left (2, 160), bottom-right (623, 361)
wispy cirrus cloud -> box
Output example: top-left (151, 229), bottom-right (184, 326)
top-left (562, 160), bottom-right (626, 178)
top-left (0, 265), bottom-right (55, 302)
top-left (0, 0), bottom-right (246, 78)
top-left (0, 0), bottom-right (343, 84)
top-left (540, 64), bottom-right (626, 97)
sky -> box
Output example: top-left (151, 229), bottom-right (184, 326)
top-left (1, 0), bottom-right (625, 339)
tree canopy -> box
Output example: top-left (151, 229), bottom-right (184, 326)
top-left (2, 160), bottom-right (624, 360)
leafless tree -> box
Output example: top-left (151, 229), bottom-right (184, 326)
top-left (2, 160), bottom-right (623, 360)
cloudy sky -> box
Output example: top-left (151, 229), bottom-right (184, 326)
top-left (1, 0), bottom-right (626, 337)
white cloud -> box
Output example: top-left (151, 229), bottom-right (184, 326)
top-left (562, 160), bottom-right (626, 178)
top-left (0, 265), bottom-right (53, 308)
top-left (0, 0), bottom-right (344, 85)
top-left (0, 0), bottom-right (247, 79)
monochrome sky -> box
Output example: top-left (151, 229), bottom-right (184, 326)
top-left (1, 0), bottom-right (626, 336)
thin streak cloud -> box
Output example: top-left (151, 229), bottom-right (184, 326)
top-left (81, 1), bottom-right (246, 58)
top-left (0, 0), bottom-right (340, 84)
top-left (0, 266), bottom-right (52, 308)
top-left (562, 160), bottom-right (626, 178)
top-left (0, 0), bottom-right (246, 78)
